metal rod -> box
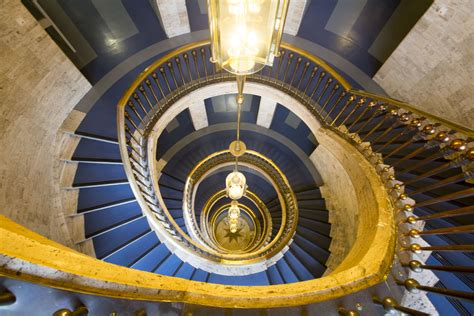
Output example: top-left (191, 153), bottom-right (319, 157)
top-left (138, 86), bottom-right (155, 112)
top-left (296, 61), bottom-right (310, 88)
top-left (408, 206), bottom-right (474, 222)
top-left (159, 67), bottom-right (172, 93)
top-left (372, 296), bottom-right (429, 316)
top-left (183, 53), bottom-right (193, 81)
top-left (145, 78), bottom-right (160, 104)
top-left (310, 71), bottom-right (326, 98)
top-left (324, 91), bottom-right (346, 120)
top-left (303, 66), bottom-right (318, 94)
top-left (360, 112), bottom-right (393, 142)
top-left (414, 187), bottom-right (474, 208)
top-left (151, 72), bottom-right (166, 100)
top-left (200, 48), bottom-right (208, 79)
top-left (175, 56), bottom-right (186, 84)
top-left (412, 224), bottom-right (474, 236)
top-left (331, 95), bottom-right (355, 126)
top-left (320, 84), bottom-right (339, 113)
top-left (347, 100), bottom-right (372, 131)
top-left (316, 77), bottom-right (332, 103)
top-left (409, 173), bottom-right (466, 195)
top-left (354, 106), bottom-right (384, 134)
top-left (192, 50), bottom-right (200, 79)
top-left (402, 260), bottom-right (474, 273)
top-left (283, 53), bottom-right (293, 83)
top-left (167, 61), bottom-right (178, 88)
top-left (339, 98), bottom-right (364, 127)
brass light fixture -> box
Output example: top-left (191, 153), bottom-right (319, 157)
top-left (208, 0), bottom-right (289, 231)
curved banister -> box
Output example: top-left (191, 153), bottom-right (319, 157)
top-left (110, 38), bottom-right (472, 311)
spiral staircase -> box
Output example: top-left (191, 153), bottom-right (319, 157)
top-left (1, 41), bottom-right (473, 315)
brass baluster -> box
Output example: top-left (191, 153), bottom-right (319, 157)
top-left (384, 124), bottom-right (436, 159)
top-left (405, 243), bottom-right (474, 253)
top-left (372, 296), bottom-right (429, 316)
top-left (316, 77), bottom-right (332, 103)
top-left (126, 138), bottom-right (144, 159)
top-left (296, 61), bottom-right (310, 89)
top-left (392, 131), bottom-right (450, 167)
top-left (377, 118), bottom-right (424, 151)
top-left (145, 78), bottom-right (160, 104)
top-left (347, 100), bottom-right (376, 131)
top-left (283, 53), bottom-right (294, 83)
top-left (405, 206), bottom-right (474, 223)
top-left (354, 104), bottom-right (386, 134)
top-left (320, 84), bottom-right (339, 114)
top-left (337, 307), bottom-right (359, 316)
top-left (403, 148), bottom-right (472, 185)
top-left (339, 97), bottom-right (365, 127)
top-left (303, 66), bottom-right (318, 94)
top-left (175, 56), bottom-right (186, 84)
top-left (159, 67), bottom-right (172, 94)
top-left (183, 53), bottom-right (193, 81)
top-left (124, 111), bottom-right (142, 135)
top-left (402, 259), bottom-right (474, 273)
top-left (132, 93), bottom-right (149, 116)
top-left (324, 90), bottom-right (346, 120)
top-left (360, 109), bottom-right (399, 142)
top-left (330, 95), bottom-right (356, 126)
top-left (127, 101), bottom-right (145, 123)
top-left (396, 278), bottom-right (474, 301)
top-left (274, 50), bottom-right (285, 80)
top-left (400, 138), bottom-right (466, 174)
top-left (191, 50), bottom-right (200, 79)
top-left (289, 57), bottom-right (302, 86)
top-left (124, 132), bottom-right (142, 154)
top-left (370, 112), bottom-right (409, 145)
top-left (138, 86), bottom-right (155, 112)
top-left (53, 304), bottom-right (88, 316)
top-left (309, 71), bottom-right (326, 99)
top-left (132, 165), bottom-right (149, 180)
top-left (200, 47), bottom-right (208, 79)
top-left (409, 173), bottom-right (470, 196)
top-left (406, 225), bottom-right (474, 238)
top-left (151, 72), bottom-right (166, 100)
top-left (167, 61), bottom-right (178, 89)
top-left (0, 288), bottom-right (15, 306)
top-left (129, 152), bottom-right (146, 169)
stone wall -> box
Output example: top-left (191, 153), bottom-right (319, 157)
top-left (374, 0), bottom-right (474, 128)
top-left (0, 1), bottom-right (91, 246)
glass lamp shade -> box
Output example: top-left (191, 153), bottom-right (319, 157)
top-left (228, 201), bottom-right (241, 219)
top-left (226, 171), bottom-right (247, 200)
top-left (208, 0), bottom-right (289, 75)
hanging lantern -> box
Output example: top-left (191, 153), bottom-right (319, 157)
top-left (208, 0), bottom-right (290, 75)
top-left (228, 200), bottom-right (241, 219)
top-left (225, 171), bottom-right (247, 200)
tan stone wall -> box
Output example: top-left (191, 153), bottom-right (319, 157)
top-left (374, 0), bottom-right (474, 128)
top-left (0, 1), bottom-right (91, 246)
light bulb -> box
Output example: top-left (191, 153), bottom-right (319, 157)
top-left (226, 171), bottom-right (246, 200)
